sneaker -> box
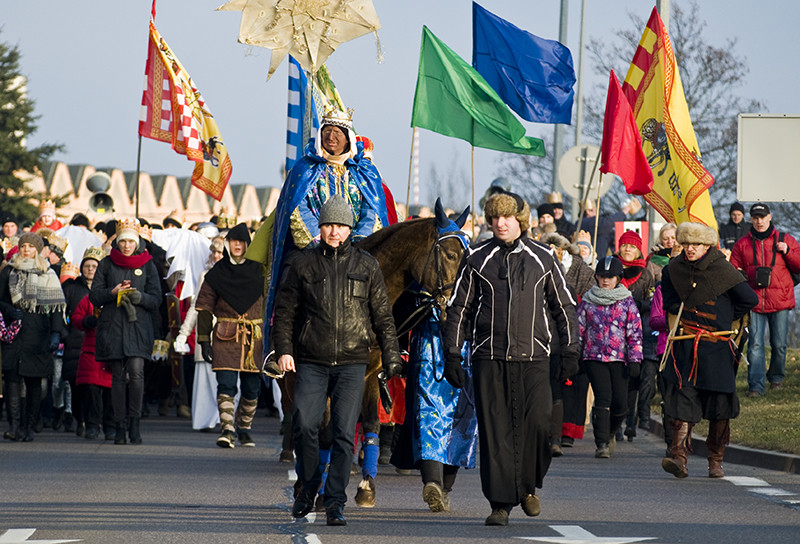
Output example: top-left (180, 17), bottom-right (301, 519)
top-left (485, 508), bottom-right (509, 526)
top-left (422, 481), bottom-right (445, 512)
top-left (237, 430), bottom-right (255, 447)
top-left (279, 449), bottom-right (294, 463)
top-left (595, 444), bottom-right (610, 458)
top-left (216, 430), bottom-right (236, 448)
top-left (521, 493), bottom-right (541, 517)
top-left (770, 382), bottom-right (783, 391)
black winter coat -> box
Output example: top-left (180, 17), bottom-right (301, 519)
top-left (89, 255), bottom-right (161, 362)
top-left (61, 276), bottom-right (91, 381)
top-left (444, 235), bottom-right (580, 364)
top-left (272, 238), bottom-right (401, 367)
top-left (0, 265), bottom-right (65, 377)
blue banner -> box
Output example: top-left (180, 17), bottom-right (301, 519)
top-left (285, 56), bottom-right (319, 173)
top-left (472, 2), bottom-right (576, 124)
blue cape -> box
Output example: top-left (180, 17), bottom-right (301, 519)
top-left (263, 139), bottom-right (389, 349)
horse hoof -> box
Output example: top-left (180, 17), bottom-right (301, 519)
top-left (355, 476), bottom-right (376, 508)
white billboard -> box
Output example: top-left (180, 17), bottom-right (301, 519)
top-left (737, 113), bottom-right (800, 202)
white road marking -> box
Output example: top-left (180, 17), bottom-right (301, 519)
top-left (0, 529), bottom-right (81, 543)
top-left (516, 525), bottom-right (656, 543)
top-left (749, 487), bottom-right (796, 497)
top-left (724, 476), bottom-right (769, 486)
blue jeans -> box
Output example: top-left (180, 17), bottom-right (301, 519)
top-left (747, 310), bottom-right (789, 394)
top-left (292, 363), bottom-right (366, 509)
top-left (216, 370), bottom-right (261, 402)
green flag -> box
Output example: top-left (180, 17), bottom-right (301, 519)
top-left (411, 26), bottom-right (545, 157)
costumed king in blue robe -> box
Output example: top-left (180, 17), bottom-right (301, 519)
top-left (264, 108), bottom-right (391, 346)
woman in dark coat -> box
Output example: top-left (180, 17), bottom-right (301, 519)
top-left (0, 232), bottom-right (65, 442)
top-left (660, 222), bottom-right (757, 478)
top-left (90, 220), bottom-right (161, 445)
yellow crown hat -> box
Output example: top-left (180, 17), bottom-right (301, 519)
top-left (59, 262), bottom-right (80, 283)
top-left (38, 199), bottom-right (57, 218)
top-left (82, 246), bottom-right (106, 264)
top-left (137, 222), bottom-right (153, 242)
top-left (116, 218), bottom-right (140, 243)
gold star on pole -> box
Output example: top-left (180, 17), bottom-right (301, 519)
top-left (217, 0), bottom-right (382, 79)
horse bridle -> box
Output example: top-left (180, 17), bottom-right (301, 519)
top-left (394, 231), bottom-right (467, 337)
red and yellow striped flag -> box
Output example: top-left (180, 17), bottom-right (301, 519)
top-left (622, 8), bottom-right (717, 229)
top-left (139, 21), bottom-right (232, 201)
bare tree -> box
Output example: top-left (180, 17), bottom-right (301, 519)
top-left (424, 149), bottom-right (471, 212)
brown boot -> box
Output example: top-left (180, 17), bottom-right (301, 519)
top-left (706, 419), bottom-right (729, 478)
top-left (661, 420), bottom-right (691, 478)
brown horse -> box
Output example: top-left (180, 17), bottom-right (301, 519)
top-left (278, 199), bottom-right (470, 507)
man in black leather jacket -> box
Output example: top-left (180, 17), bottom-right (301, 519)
top-left (272, 195), bottom-right (403, 527)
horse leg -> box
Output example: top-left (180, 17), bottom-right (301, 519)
top-left (355, 354), bottom-right (382, 508)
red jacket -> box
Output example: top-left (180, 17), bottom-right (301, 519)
top-left (73, 295), bottom-right (112, 388)
top-left (730, 229), bottom-right (800, 314)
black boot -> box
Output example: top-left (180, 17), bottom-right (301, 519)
top-left (129, 418), bottom-right (142, 445)
top-left (114, 422), bottom-right (127, 445)
top-left (592, 407), bottom-right (611, 457)
top-left (550, 400), bottom-right (564, 457)
top-left (62, 412), bottom-right (74, 433)
top-left (3, 382), bottom-right (22, 441)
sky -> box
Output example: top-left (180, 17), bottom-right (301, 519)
top-left (3, 1), bottom-right (797, 213)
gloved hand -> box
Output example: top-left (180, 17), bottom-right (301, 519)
top-left (558, 348), bottom-right (581, 382)
top-left (81, 315), bottom-right (98, 329)
top-left (200, 341), bottom-right (213, 363)
top-left (9, 308), bottom-right (23, 321)
top-left (443, 354), bottom-right (466, 389)
top-left (126, 290), bottom-right (142, 305)
top-left (49, 332), bottom-right (61, 352)
top-left (383, 354), bottom-right (404, 379)
top-left (627, 362), bottom-right (641, 379)
top-left (173, 333), bottom-right (190, 354)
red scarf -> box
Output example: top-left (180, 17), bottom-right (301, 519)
top-left (110, 248), bottom-right (152, 269)
top-left (619, 256), bottom-right (646, 288)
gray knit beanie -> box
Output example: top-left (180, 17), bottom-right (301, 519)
top-left (319, 195), bottom-right (354, 227)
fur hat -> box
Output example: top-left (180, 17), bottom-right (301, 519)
top-left (18, 232), bottom-right (44, 253)
top-left (676, 222), bottom-right (718, 247)
top-left (484, 192), bottom-right (530, 232)
top-left (596, 255), bottom-right (624, 278)
top-left (540, 231), bottom-right (580, 256)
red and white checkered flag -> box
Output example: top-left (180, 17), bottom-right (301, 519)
top-left (139, 20), bottom-right (232, 201)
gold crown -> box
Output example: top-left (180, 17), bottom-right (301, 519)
top-left (116, 218), bottom-right (139, 236)
top-left (321, 105), bottom-right (354, 131)
top-left (137, 223), bottom-right (153, 241)
top-left (165, 209), bottom-right (185, 227)
top-left (82, 246), bottom-right (105, 263)
top-left (39, 199), bottom-right (56, 216)
top-left (59, 262), bottom-right (80, 282)
top-left (546, 192), bottom-right (563, 204)
top-left (37, 228), bottom-right (68, 255)
top-left (216, 207), bottom-right (238, 229)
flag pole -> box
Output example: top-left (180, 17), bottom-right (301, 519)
top-left (135, 134), bottom-right (142, 218)
top-left (405, 127), bottom-right (417, 219)
top-left (471, 146), bottom-right (476, 236)
top-left (574, 145), bottom-right (602, 241)
top-left (592, 172), bottom-right (603, 261)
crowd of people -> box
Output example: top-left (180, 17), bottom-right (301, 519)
top-left (2, 113), bottom-right (799, 527)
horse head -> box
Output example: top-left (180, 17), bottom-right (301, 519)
top-left (419, 198), bottom-right (470, 315)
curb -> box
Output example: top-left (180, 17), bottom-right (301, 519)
top-left (647, 412), bottom-right (800, 475)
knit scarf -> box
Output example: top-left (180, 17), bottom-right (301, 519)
top-left (7, 254), bottom-right (66, 314)
top-left (109, 248), bottom-right (152, 269)
top-left (619, 257), bottom-right (646, 288)
top-left (582, 283), bottom-right (631, 306)
top-left (667, 247), bottom-right (745, 309)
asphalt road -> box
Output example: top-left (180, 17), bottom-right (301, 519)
top-left (2, 413), bottom-right (799, 544)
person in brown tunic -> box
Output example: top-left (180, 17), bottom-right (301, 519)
top-left (195, 223), bottom-right (266, 448)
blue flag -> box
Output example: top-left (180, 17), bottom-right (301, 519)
top-left (285, 56), bottom-right (319, 173)
top-left (472, 2), bottom-right (576, 124)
